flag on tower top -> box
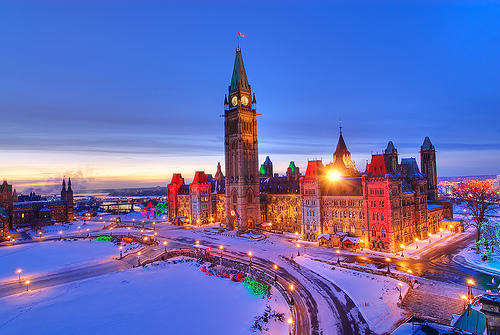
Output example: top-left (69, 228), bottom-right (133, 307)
top-left (238, 32), bottom-right (246, 37)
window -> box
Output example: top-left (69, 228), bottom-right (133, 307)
top-left (372, 226), bottom-right (376, 237)
top-left (350, 225), bottom-right (355, 234)
top-left (381, 213), bottom-right (384, 221)
top-left (381, 226), bottom-right (386, 238)
top-left (232, 191), bottom-right (237, 204)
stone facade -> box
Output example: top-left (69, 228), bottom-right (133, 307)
top-left (0, 179), bottom-right (74, 240)
top-left (166, 49), bottom-right (453, 252)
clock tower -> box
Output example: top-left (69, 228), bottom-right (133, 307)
top-left (224, 49), bottom-right (260, 231)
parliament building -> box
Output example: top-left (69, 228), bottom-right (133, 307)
top-left (0, 179), bottom-right (74, 240)
top-left (168, 49), bottom-right (453, 253)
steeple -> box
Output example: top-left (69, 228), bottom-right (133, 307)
top-left (331, 126), bottom-right (357, 173)
top-left (62, 179), bottom-right (66, 192)
top-left (230, 50), bottom-right (250, 93)
top-left (67, 178), bottom-right (72, 191)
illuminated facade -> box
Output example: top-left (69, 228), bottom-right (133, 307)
top-left (0, 179), bottom-right (74, 240)
top-left (166, 49), bottom-right (453, 251)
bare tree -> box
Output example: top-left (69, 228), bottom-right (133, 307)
top-left (454, 179), bottom-right (500, 244)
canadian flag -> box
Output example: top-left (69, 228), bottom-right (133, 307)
top-left (238, 32), bottom-right (246, 38)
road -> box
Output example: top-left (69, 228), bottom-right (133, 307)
top-left (314, 232), bottom-right (496, 291)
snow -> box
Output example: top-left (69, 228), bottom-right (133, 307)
top-left (0, 239), bottom-right (120, 281)
top-left (0, 259), bottom-right (290, 335)
top-left (295, 257), bottom-right (408, 334)
top-left (457, 245), bottom-right (500, 275)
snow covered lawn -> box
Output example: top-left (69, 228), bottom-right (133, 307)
top-left (458, 244), bottom-right (500, 275)
top-left (296, 257), bottom-right (408, 334)
top-left (0, 239), bottom-right (119, 281)
top-left (0, 259), bottom-right (290, 335)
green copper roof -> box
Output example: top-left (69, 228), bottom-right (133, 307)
top-left (259, 164), bottom-right (266, 175)
top-left (230, 50), bottom-right (250, 93)
top-left (288, 161), bottom-right (296, 173)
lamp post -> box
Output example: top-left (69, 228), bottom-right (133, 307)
top-left (359, 239), bottom-right (364, 251)
top-left (428, 232), bottom-right (432, 244)
top-left (163, 241), bottom-right (168, 253)
top-left (38, 231), bottom-right (42, 239)
top-left (296, 244), bottom-right (300, 256)
top-left (461, 294), bottom-right (468, 311)
top-left (119, 246), bottom-right (123, 258)
top-left (25, 280), bottom-right (30, 291)
top-left (407, 269), bottom-right (413, 287)
top-left (137, 252), bottom-right (141, 266)
top-left (219, 245), bottom-right (224, 265)
top-left (248, 251), bottom-right (253, 266)
top-left (287, 317), bottom-right (293, 335)
top-left (386, 257), bottom-right (391, 274)
top-left (440, 228), bottom-right (443, 238)
top-left (110, 227), bottom-right (113, 236)
top-left (415, 238), bottom-right (419, 249)
top-left (295, 231), bottom-right (299, 242)
top-left (59, 230), bottom-right (62, 240)
top-left (467, 279), bottom-right (475, 304)
top-left (17, 269), bottom-right (22, 283)
top-left (273, 264), bottom-right (278, 282)
top-left (86, 228), bottom-right (89, 238)
top-left (400, 244), bottom-right (405, 257)
top-left (127, 227), bottom-right (131, 236)
top-left (397, 282), bottom-right (403, 300)
top-left (336, 249), bottom-right (340, 265)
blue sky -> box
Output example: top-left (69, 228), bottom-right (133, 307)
top-left (0, 1), bottom-right (499, 192)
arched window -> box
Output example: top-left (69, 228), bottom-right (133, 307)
top-left (232, 190), bottom-right (237, 204)
top-left (371, 226), bottom-right (376, 237)
top-left (372, 213), bottom-right (376, 220)
top-left (381, 226), bottom-right (386, 238)
top-left (350, 225), bottom-right (355, 234)
top-left (246, 189), bottom-right (254, 204)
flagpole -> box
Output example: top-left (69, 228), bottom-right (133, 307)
top-left (237, 33), bottom-right (239, 50)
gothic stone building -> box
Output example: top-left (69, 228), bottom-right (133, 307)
top-left (167, 49), bottom-right (452, 252)
top-left (0, 179), bottom-right (74, 240)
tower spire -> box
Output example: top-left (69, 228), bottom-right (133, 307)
top-left (230, 50), bottom-right (250, 93)
top-left (339, 119), bottom-right (342, 135)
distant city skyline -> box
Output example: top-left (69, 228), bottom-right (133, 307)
top-left (1, 1), bottom-right (499, 193)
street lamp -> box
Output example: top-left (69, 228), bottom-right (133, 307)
top-left (273, 264), bottom-right (278, 282)
top-left (195, 240), bottom-right (200, 245)
top-left (38, 231), bottom-right (42, 239)
top-left (407, 269), bottom-right (413, 287)
top-left (119, 246), bottom-right (123, 258)
top-left (248, 251), bottom-right (253, 266)
top-left (359, 239), bottom-right (364, 251)
top-left (467, 279), bottom-right (475, 303)
top-left (397, 282), bottom-right (403, 300)
top-left (336, 249), bottom-right (340, 265)
top-left (386, 257), bottom-right (391, 274)
top-left (289, 284), bottom-right (294, 291)
top-left (295, 231), bottom-right (299, 242)
top-left (110, 227), bottom-right (113, 236)
top-left (25, 280), bottom-right (30, 291)
top-left (287, 317), bottom-right (293, 334)
top-left (59, 230), bottom-right (63, 240)
top-left (163, 241), bottom-right (168, 253)
top-left (296, 243), bottom-right (300, 256)
top-left (400, 244), bottom-right (405, 257)
top-left (440, 228), bottom-right (443, 237)
top-left (219, 245), bottom-right (224, 265)
top-left (86, 228), bottom-right (90, 238)
top-left (17, 269), bottom-right (22, 283)
top-left (428, 232), bottom-right (432, 244)
top-left (127, 227), bottom-right (131, 236)
top-left (415, 238), bottom-right (419, 249)
top-left (461, 294), bottom-right (468, 310)
top-left (137, 252), bottom-right (141, 266)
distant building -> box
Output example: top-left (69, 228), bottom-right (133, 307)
top-left (0, 179), bottom-right (74, 240)
top-left (166, 48), bottom-right (453, 252)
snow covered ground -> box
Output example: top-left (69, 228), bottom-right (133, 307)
top-left (457, 243), bottom-right (500, 275)
top-left (0, 258), bottom-right (290, 335)
top-left (0, 239), bottom-right (120, 281)
top-left (296, 256), bottom-right (408, 334)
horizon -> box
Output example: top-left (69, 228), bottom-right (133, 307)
top-left (1, 1), bottom-right (499, 192)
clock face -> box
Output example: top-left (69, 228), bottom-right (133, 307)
top-left (231, 96), bottom-right (238, 106)
top-left (241, 96), bottom-right (249, 106)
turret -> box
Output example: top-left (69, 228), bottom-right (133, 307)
top-left (420, 137), bottom-right (438, 201)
